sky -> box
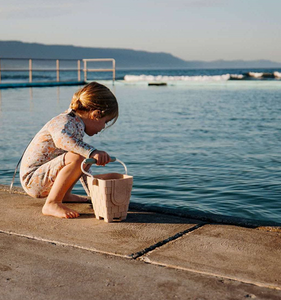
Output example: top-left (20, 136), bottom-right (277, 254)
top-left (0, 0), bottom-right (281, 62)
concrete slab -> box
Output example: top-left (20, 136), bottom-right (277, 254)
top-left (144, 224), bottom-right (281, 289)
top-left (0, 190), bottom-right (199, 257)
top-left (2, 233), bottom-right (281, 300)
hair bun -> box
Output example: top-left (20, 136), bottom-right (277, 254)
top-left (70, 96), bottom-right (83, 110)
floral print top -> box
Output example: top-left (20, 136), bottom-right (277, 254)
top-left (20, 110), bottom-right (95, 185)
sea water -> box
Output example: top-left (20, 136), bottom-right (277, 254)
top-left (0, 69), bottom-right (281, 224)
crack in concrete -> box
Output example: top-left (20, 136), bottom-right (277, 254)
top-left (138, 258), bottom-right (281, 292)
top-left (129, 223), bottom-right (205, 259)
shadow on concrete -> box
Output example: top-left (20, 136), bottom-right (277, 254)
top-left (77, 201), bottom-right (281, 227)
top-left (78, 209), bottom-right (200, 225)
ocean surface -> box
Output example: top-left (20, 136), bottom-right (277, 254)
top-left (1, 65), bottom-right (281, 83)
top-left (0, 68), bottom-right (281, 224)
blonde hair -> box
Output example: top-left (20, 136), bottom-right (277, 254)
top-left (70, 82), bottom-right (118, 125)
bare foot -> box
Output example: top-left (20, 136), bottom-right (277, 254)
top-left (42, 202), bottom-right (80, 219)
top-left (62, 193), bottom-right (90, 203)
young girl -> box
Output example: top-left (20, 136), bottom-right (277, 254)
top-left (20, 82), bottom-right (118, 219)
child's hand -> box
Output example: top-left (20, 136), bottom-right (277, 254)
top-left (91, 150), bottom-right (111, 166)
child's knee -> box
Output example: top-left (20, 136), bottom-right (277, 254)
top-left (64, 152), bottom-right (84, 166)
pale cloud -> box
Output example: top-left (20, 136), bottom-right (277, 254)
top-left (184, 0), bottom-right (225, 7)
top-left (148, 0), bottom-right (225, 8)
top-left (0, 0), bottom-right (225, 20)
top-left (0, 1), bottom-right (85, 19)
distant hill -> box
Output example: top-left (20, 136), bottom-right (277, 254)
top-left (0, 41), bottom-right (281, 69)
top-left (186, 59), bottom-right (281, 69)
top-left (0, 41), bottom-right (186, 69)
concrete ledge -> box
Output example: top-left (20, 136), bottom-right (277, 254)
top-left (6, 184), bottom-right (281, 229)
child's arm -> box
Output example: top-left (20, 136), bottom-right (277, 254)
top-left (48, 114), bottom-right (95, 158)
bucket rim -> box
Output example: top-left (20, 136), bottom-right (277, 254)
top-left (93, 172), bottom-right (133, 181)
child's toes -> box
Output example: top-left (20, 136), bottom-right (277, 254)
top-left (67, 211), bottom-right (79, 218)
top-left (66, 212), bottom-right (73, 218)
top-left (72, 211), bottom-right (80, 218)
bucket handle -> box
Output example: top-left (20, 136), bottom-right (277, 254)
top-left (81, 156), bottom-right (127, 178)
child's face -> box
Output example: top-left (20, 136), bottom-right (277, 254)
top-left (84, 114), bottom-right (113, 136)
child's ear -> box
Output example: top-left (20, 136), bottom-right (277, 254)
top-left (90, 110), bottom-right (102, 120)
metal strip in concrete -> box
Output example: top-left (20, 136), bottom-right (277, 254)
top-left (143, 224), bottom-right (281, 290)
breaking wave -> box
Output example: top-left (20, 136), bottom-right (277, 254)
top-left (124, 74), bottom-right (232, 82)
top-left (124, 72), bottom-right (281, 82)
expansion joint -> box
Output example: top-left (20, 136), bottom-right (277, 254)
top-left (129, 223), bottom-right (205, 260)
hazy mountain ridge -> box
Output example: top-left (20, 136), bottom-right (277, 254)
top-left (1, 41), bottom-right (281, 69)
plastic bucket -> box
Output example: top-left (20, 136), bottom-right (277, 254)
top-left (81, 158), bottom-right (133, 222)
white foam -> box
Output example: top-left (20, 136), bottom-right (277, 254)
top-left (248, 72), bottom-right (263, 78)
top-left (124, 74), bottom-right (232, 82)
top-left (274, 71), bottom-right (281, 78)
top-left (230, 74), bottom-right (244, 79)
